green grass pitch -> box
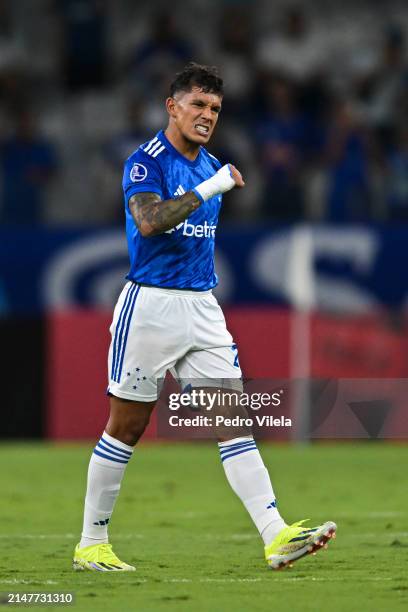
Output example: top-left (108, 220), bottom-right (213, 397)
top-left (0, 442), bottom-right (407, 611)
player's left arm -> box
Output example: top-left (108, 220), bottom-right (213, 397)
top-left (129, 164), bottom-right (244, 238)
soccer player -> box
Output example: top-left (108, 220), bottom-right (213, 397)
top-left (73, 62), bottom-right (336, 572)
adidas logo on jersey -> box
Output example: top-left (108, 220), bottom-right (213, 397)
top-left (165, 219), bottom-right (217, 238)
top-left (174, 185), bottom-right (186, 197)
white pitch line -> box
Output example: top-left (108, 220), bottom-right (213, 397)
top-left (0, 577), bottom-right (398, 586)
top-left (164, 578), bottom-right (263, 584)
top-left (203, 531), bottom-right (408, 540)
top-left (200, 578), bottom-right (263, 583)
top-left (67, 580), bottom-right (148, 585)
top-left (0, 534), bottom-right (76, 539)
top-left (0, 579), bottom-right (59, 585)
top-left (0, 531), bottom-right (407, 541)
top-left (0, 533), bottom-right (253, 541)
top-left (278, 577), bottom-right (396, 583)
top-left (0, 534), bottom-right (144, 540)
top-left (163, 576), bottom-right (396, 584)
top-left (287, 577), bottom-right (393, 583)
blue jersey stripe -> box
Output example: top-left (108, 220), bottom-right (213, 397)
top-left (115, 285), bottom-right (141, 382)
top-left (112, 284), bottom-right (138, 382)
top-left (111, 283), bottom-right (136, 381)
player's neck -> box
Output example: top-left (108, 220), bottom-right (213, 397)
top-left (164, 126), bottom-right (200, 161)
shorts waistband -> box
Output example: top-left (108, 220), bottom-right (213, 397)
top-left (131, 282), bottom-right (213, 298)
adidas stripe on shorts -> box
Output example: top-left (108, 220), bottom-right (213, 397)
top-left (107, 282), bottom-right (242, 401)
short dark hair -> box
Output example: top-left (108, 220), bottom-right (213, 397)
top-left (170, 62), bottom-right (224, 97)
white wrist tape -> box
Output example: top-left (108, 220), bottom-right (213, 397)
top-left (193, 164), bottom-right (236, 202)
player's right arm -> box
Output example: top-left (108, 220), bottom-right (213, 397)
top-left (123, 148), bottom-right (244, 238)
top-left (129, 191), bottom-right (202, 238)
top-left (129, 164), bottom-right (244, 238)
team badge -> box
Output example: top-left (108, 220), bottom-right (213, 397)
top-left (130, 163), bottom-right (147, 182)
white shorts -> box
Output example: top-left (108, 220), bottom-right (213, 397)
top-left (107, 282), bottom-right (242, 402)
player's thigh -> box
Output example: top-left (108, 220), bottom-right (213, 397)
top-left (175, 290), bottom-right (242, 388)
top-left (177, 291), bottom-right (242, 383)
top-left (174, 349), bottom-right (248, 442)
top-left (176, 345), bottom-right (242, 384)
top-left (188, 292), bottom-right (242, 376)
top-left (175, 294), bottom-right (244, 439)
top-left (108, 283), bottom-right (188, 402)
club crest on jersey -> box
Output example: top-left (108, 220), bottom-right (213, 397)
top-left (130, 163), bottom-right (147, 182)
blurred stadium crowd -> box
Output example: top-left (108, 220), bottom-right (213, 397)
top-left (1, 0), bottom-right (408, 226)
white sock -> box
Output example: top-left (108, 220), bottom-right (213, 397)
top-left (79, 431), bottom-right (133, 549)
top-left (219, 437), bottom-right (286, 546)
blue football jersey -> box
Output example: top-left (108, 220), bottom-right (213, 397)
top-left (122, 129), bottom-right (223, 290)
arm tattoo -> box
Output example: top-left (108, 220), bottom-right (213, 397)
top-left (129, 191), bottom-right (202, 237)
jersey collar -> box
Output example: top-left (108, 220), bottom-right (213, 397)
top-left (159, 130), bottom-right (203, 167)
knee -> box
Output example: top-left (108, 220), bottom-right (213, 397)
top-left (106, 403), bottom-right (153, 447)
top-left (122, 413), bottom-right (151, 446)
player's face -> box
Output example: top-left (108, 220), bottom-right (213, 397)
top-left (170, 87), bottom-right (222, 145)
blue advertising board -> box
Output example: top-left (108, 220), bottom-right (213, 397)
top-left (0, 224), bottom-right (406, 314)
